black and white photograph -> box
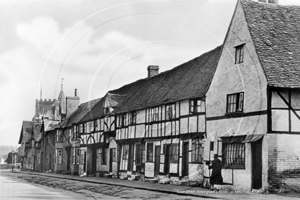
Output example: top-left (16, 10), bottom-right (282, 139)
top-left (1, 0), bottom-right (300, 199)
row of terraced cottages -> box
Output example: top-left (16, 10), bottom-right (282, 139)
top-left (19, 0), bottom-right (300, 191)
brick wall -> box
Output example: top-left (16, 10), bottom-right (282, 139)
top-left (267, 134), bottom-right (300, 189)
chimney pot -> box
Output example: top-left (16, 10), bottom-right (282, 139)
top-left (147, 65), bottom-right (159, 78)
top-left (75, 89), bottom-right (77, 97)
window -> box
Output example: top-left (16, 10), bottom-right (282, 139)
top-left (104, 107), bottom-right (110, 116)
top-left (222, 143), bottom-right (245, 169)
top-left (226, 92), bottom-right (244, 113)
top-left (119, 114), bottom-right (127, 127)
top-left (129, 112), bottom-right (137, 125)
top-left (72, 126), bottom-right (78, 140)
top-left (151, 107), bottom-right (159, 122)
top-left (136, 144), bottom-right (145, 165)
top-left (191, 139), bottom-right (203, 163)
top-left (235, 44), bottom-right (244, 64)
top-left (190, 99), bottom-right (202, 114)
top-left (166, 104), bottom-right (175, 120)
top-left (56, 130), bottom-right (63, 143)
top-left (72, 148), bottom-right (80, 165)
top-left (210, 141), bottom-right (214, 151)
top-left (56, 149), bottom-right (63, 164)
top-left (147, 143), bottom-right (153, 162)
top-left (170, 144), bottom-right (179, 162)
top-left (89, 121), bottom-right (94, 132)
top-left (99, 148), bottom-right (107, 165)
top-left (122, 145), bottom-right (129, 160)
top-left (111, 148), bottom-right (117, 162)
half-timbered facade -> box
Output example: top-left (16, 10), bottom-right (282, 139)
top-left (206, 0), bottom-right (300, 191)
top-left (111, 46), bottom-right (222, 181)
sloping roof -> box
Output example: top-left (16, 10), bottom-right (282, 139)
top-left (241, 0), bottom-right (300, 88)
top-left (18, 121), bottom-right (33, 144)
top-left (79, 45), bottom-right (222, 122)
top-left (59, 98), bottom-right (101, 127)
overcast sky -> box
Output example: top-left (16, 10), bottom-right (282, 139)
top-left (1, 0), bottom-right (299, 146)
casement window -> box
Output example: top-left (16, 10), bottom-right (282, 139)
top-left (226, 92), bottom-right (244, 113)
top-left (119, 114), bottom-right (127, 128)
top-left (166, 104), bottom-right (176, 120)
top-left (191, 139), bottom-right (203, 163)
top-left (222, 143), bottom-right (245, 169)
top-left (136, 144), bottom-right (145, 165)
top-left (104, 107), bottom-right (110, 115)
top-left (56, 130), bottom-right (63, 143)
top-left (111, 148), bottom-right (117, 162)
top-left (122, 145), bottom-right (129, 160)
top-left (170, 144), bottom-right (179, 162)
top-left (129, 112), bottom-right (137, 125)
top-left (151, 107), bottom-right (159, 122)
top-left (99, 148), bottom-right (107, 165)
top-left (55, 148), bottom-right (63, 164)
top-left (190, 99), bottom-right (202, 114)
top-left (84, 123), bottom-right (87, 133)
top-left (235, 44), bottom-right (244, 64)
top-left (146, 143), bottom-right (153, 162)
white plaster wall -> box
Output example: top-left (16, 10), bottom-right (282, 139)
top-left (189, 116), bottom-right (197, 133)
top-left (180, 100), bottom-right (189, 116)
top-left (137, 110), bottom-right (145, 124)
top-left (272, 110), bottom-right (289, 131)
top-left (135, 125), bottom-right (145, 138)
top-left (180, 118), bottom-right (188, 134)
top-left (205, 1), bottom-right (268, 190)
top-left (291, 111), bottom-right (300, 132)
top-left (198, 115), bottom-right (205, 132)
top-left (206, 1), bottom-right (268, 119)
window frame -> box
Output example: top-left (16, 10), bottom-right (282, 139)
top-left (222, 143), bottom-right (245, 169)
top-left (135, 144), bottom-right (145, 165)
top-left (235, 44), bottom-right (245, 64)
top-left (226, 92), bottom-right (244, 113)
top-left (129, 111), bottom-right (137, 125)
top-left (165, 104), bottom-right (176, 120)
top-left (146, 143), bottom-right (153, 162)
top-left (122, 145), bottom-right (129, 161)
top-left (191, 139), bottom-right (203, 163)
top-left (170, 144), bottom-right (179, 163)
top-left (189, 99), bottom-right (202, 114)
top-left (56, 130), bottom-right (63, 143)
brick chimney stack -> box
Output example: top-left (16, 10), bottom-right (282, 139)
top-left (147, 65), bottom-right (159, 78)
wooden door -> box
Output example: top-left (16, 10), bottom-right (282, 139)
top-left (154, 146), bottom-right (161, 176)
top-left (128, 144), bottom-right (134, 171)
top-left (182, 142), bottom-right (189, 177)
top-left (91, 148), bottom-right (97, 174)
top-left (252, 140), bottom-right (262, 189)
top-left (164, 145), bottom-right (170, 174)
top-left (109, 148), bottom-right (113, 172)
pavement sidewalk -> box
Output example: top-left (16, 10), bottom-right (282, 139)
top-left (11, 170), bottom-right (299, 200)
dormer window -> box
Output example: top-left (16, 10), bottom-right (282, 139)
top-left (235, 44), bottom-right (245, 64)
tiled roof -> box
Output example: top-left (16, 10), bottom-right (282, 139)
top-left (79, 45), bottom-right (222, 121)
top-left (60, 98), bottom-right (101, 127)
top-left (18, 121), bottom-right (33, 144)
top-left (241, 0), bottom-right (300, 88)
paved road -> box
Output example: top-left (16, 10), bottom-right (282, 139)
top-left (0, 171), bottom-right (92, 199)
top-left (1, 170), bottom-right (300, 200)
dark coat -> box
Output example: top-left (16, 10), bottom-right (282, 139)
top-left (209, 159), bottom-right (223, 185)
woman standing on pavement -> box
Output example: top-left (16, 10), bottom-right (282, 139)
top-left (206, 154), bottom-right (223, 190)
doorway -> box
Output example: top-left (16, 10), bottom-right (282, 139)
top-left (164, 144), bottom-right (170, 174)
top-left (154, 146), bottom-right (161, 176)
top-left (182, 142), bottom-right (189, 177)
top-left (109, 148), bottom-right (114, 172)
top-left (252, 139), bottom-right (262, 189)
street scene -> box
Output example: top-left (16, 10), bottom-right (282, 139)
top-left (2, 0), bottom-right (300, 199)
